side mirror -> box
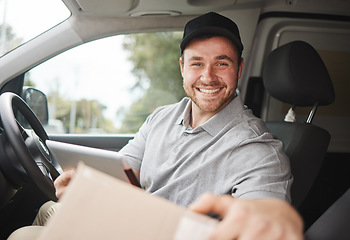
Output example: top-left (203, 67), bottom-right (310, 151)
top-left (21, 87), bottom-right (49, 125)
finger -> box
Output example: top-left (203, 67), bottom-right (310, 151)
top-left (208, 216), bottom-right (242, 240)
top-left (189, 193), bottom-right (233, 217)
top-left (208, 200), bottom-right (251, 240)
top-left (54, 170), bottom-right (76, 198)
top-left (54, 170), bottom-right (75, 185)
top-left (189, 193), bottom-right (215, 213)
top-left (190, 194), bottom-right (240, 240)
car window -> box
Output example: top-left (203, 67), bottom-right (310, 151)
top-left (26, 32), bottom-right (185, 134)
top-left (0, 0), bottom-right (70, 57)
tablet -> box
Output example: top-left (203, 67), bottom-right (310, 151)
top-left (46, 140), bottom-right (140, 187)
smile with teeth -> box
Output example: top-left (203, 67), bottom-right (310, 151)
top-left (197, 88), bottom-right (221, 94)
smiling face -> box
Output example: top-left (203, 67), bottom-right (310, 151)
top-left (180, 36), bottom-right (243, 122)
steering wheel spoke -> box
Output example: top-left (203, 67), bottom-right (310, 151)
top-left (15, 120), bottom-right (30, 140)
top-left (35, 159), bottom-right (53, 181)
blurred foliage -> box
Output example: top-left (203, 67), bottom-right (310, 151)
top-left (118, 32), bottom-right (186, 133)
top-left (21, 32), bottom-right (186, 134)
top-left (24, 73), bottom-right (36, 87)
top-left (0, 24), bottom-right (23, 55)
top-left (75, 99), bottom-right (114, 133)
top-left (46, 88), bottom-right (115, 134)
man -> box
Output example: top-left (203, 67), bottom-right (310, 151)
top-left (9, 12), bottom-right (303, 240)
top-left (114, 12), bottom-right (292, 207)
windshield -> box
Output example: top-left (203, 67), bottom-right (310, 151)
top-left (0, 0), bottom-right (70, 57)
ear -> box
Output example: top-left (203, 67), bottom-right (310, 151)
top-left (237, 57), bottom-right (244, 79)
top-left (179, 56), bottom-right (184, 77)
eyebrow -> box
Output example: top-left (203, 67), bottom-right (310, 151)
top-left (189, 56), bottom-right (202, 61)
top-left (188, 55), bottom-right (234, 63)
top-left (216, 55), bottom-right (234, 63)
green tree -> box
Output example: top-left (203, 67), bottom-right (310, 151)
top-left (119, 32), bottom-right (186, 133)
top-left (75, 99), bottom-right (115, 133)
top-left (47, 86), bottom-right (115, 134)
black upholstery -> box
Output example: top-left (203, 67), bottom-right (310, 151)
top-left (262, 41), bottom-right (335, 208)
top-left (244, 77), bottom-right (264, 117)
top-left (266, 122), bottom-right (330, 207)
top-left (304, 188), bottom-right (350, 240)
top-left (263, 41), bottom-right (334, 107)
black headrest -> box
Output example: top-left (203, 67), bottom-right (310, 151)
top-left (263, 41), bottom-right (335, 107)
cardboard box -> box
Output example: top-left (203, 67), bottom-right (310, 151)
top-left (38, 163), bottom-right (218, 240)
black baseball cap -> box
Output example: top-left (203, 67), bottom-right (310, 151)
top-left (180, 12), bottom-right (244, 54)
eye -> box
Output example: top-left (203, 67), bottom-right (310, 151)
top-left (216, 62), bottom-right (229, 67)
top-left (191, 62), bottom-right (203, 67)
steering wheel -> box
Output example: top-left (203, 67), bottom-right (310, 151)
top-left (0, 92), bottom-right (61, 201)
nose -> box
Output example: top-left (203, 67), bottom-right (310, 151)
top-left (200, 65), bottom-right (216, 84)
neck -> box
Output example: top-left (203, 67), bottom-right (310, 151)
top-left (189, 104), bottom-right (216, 129)
top-left (189, 94), bottom-right (236, 128)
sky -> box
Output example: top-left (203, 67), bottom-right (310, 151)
top-left (1, 0), bottom-right (139, 128)
top-left (0, 0), bottom-right (70, 41)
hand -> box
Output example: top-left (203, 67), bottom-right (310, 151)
top-left (54, 169), bottom-right (76, 199)
top-left (189, 193), bottom-right (303, 240)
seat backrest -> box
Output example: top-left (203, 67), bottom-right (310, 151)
top-left (262, 41), bottom-right (335, 207)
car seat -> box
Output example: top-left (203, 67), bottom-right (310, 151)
top-left (262, 40), bottom-right (335, 208)
top-left (304, 187), bottom-right (350, 240)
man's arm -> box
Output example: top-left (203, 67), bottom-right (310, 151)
top-left (189, 193), bottom-right (303, 240)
